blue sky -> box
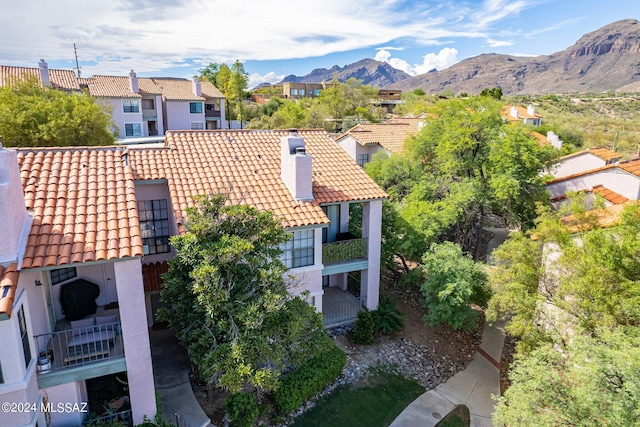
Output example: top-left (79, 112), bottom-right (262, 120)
top-left (0, 0), bottom-right (635, 88)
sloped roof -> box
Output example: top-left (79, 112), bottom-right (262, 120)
top-left (336, 119), bottom-right (421, 153)
top-left (84, 75), bottom-right (162, 98)
top-left (550, 185), bottom-right (629, 205)
top-left (560, 146), bottom-right (622, 163)
top-left (0, 65), bottom-right (80, 90)
top-left (546, 158), bottom-right (640, 185)
top-left (128, 129), bottom-right (388, 229)
top-left (151, 78), bottom-right (224, 101)
top-left (16, 147), bottom-right (144, 269)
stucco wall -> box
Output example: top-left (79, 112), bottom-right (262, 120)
top-left (107, 98), bottom-right (145, 138)
top-left (551, 153), bottom-right (607, 178)
top-left (546, 169), bottom-right (640, 200)
top-left (164, 100), bottom-right (205, 130)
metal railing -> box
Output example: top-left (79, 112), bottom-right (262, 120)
top-left (83, 409), bottom-right (132, 426)
top-left (322, 238), bottom-right (368, 265)
top-left (34, 322), bottom-right (124, 372)
top-left (323, 296), bottom-right (364, 327)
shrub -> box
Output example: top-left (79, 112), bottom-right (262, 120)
top-left (226, 392), bottom-right (259, 427)
top-left (373, 295), bottom-right (404, 335)
top-left (352, 310), bottom-right (376, 344)
top-left (273, 344), bottom-right (346, 414)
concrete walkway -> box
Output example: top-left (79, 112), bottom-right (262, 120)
top-left (390, 321), bottom-right (505, 427)
top-left (150, 328), bottom-right (213, 427)
top-left (391, 228), bottom-right (510, 427)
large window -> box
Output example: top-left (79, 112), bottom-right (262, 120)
top-left (125, 123), bottom-right (142, 137)
top-left (357, 153), bottom-right (370, 167)
top-left (281, 230), bottom-right (315, 268)
top-left (122, 99), bottom-right (140, 113)
top-left (138, 199), bottom-right (170, 255)
top-left (18, 307), bottom-right (31, 370)
top-left (189, 102), bottom-right (203, 114)
top-left (50, 267), bottom-right (77, 285)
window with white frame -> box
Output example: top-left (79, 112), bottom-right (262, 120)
top-left (190, 122), bottom-right (205, 130)
top-left (357, 153), bottom-right (370, 167)
top-left (122, 99), bottom-right (140, 113)
top-left (125, 123), bottom-right (143, 137)
top-left (18, 307), bottom-right (31, 370)
top-left (281, 230), bottom-right (315, 268)
top-left (138, 199), bottom-right (170, 255)
top-left (50, 267), bottom-right (77, 285)
top-left (189, 102), bottom-right (203, 114)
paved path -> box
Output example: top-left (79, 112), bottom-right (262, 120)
top-left (391, 229), bottom-right (510, 427)
top-left (150, 328), bottom-right (213, 427)
top-left (390, 321), bottom-right (505, 427)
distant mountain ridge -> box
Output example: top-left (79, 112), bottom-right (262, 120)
top-left (385, 19), bottom-right (640, 95)
top-left (276, 58), bottom-right (411, 87)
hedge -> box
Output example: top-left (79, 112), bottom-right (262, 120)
top-left (273, 344), bottom-right (347, 414)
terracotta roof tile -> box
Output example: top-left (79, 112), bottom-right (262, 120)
top-left (560, 146), bottom-right (622, 163)
top-left (16, 147), bottom-right (143, 269)
top-left (0, 263), bottom-right (19, 320)
top-left (336, 119), bottom-right (422, 153)
top-left (591, 185), bottom-right (629, 204)
top-left (151, 78), bottom-right (224, 101)
top-left (546, 158), bottom-right (640, 185)
top-left (128, 129), bottom-right (387, 229)
top-left (0, 66), bottom-right (80, 90)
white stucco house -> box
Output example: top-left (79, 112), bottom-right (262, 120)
top-left (335, 118), bottom-right (423, 167)
top-left (0, 128), bottom-right (386, 426)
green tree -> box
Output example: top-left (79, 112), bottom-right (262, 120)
top-left (494, 327), bottom-right (640, 427)
top-left (0, 78), bottom-right (115, 147)
top-left (159, 194), bottom-right (332, 394)
top-left (421, 242), bottom-right (489, 330)
top-left (200, 61), bottom-right (248, 128)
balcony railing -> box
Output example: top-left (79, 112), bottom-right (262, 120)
top-left (205, 109), bottom-right (221, 118)
top-left (83, 409), bottom-right (132, 426)
top-left (322, 238), bottom-right (368, 265)
top-left (34, 322), bottom-right (124, 373)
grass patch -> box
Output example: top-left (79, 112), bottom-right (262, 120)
top-left (290, 368), bottom-right (424, 427)
top-left (436, 404), bottom-right (471, 427)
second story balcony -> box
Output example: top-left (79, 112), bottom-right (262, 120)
top-left (34, 319), bottom-right (126, 389)
top-left (322, 237), bottom-right (368, 265)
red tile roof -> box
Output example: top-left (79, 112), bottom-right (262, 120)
top-left (151, 78), bottom-right (224, 101)
top-left (0, 65), bottom-right (80, 91)
top-left (16, 147), bottom-right (144, 269)
top-left (560, 147), bottom-right (622, 163)
top-left (336, 119), bottom-right (421, 153)
top-left (0, 263), bottom-right (18, 320)
top-left (128, 129), bottom-right (388, 229)
top-left (84, 75), bottom-right (162, 98)
top-left (546, 158), bottom-right (640, 185)
top-left (591, 185), bottom-right (629, 204)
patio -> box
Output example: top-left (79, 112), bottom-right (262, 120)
top-left (322, 286), bottom-right (364, 327)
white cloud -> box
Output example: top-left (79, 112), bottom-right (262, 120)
top-left (247, 72), bottom-right (285, 89)
top-left (0, 0), bottom-right (536, 75)
top-left (375, 48), bottom-right (459, 76)
top-left (486, 38), bottom-right (515, 47)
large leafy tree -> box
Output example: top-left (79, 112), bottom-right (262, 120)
top-left (0, 78), bottom-right (115, 147)
top-left (159, 195), bottom-right (332, 393)
top-left (200, 61), bottom-right (249, 128)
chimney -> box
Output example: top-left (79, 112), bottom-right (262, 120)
top-left (509, 106), bottom-right (519, 118)
top-left (547, 131), bottom-right (563, 149)
top-left (0, 144), bottom-right (33, 265)
top-left (527, 104), bottom-right (536, 116)
top-left (38, 59), bottom-right (51, 87)
top-left (281, 129), bottom-right (313, 202)
top-left (192, 76), bottom-right (202, 97)
top-left (129, 70), bottom-right (139, 93)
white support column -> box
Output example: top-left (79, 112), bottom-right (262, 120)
top-left (114, 259), bottom-right (156, 424)
top-left (361, 200), bottom-right (382, 310)
top-left (339, 202), bottom-right (350, 233)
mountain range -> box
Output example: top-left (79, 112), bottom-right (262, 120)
top-left (273, 19), bottom-right (640, 95)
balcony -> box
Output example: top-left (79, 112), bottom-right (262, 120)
top-left (322, 287), bottom-right (364, 327)
top-left (322, 238), bottom-right (368, 265)
top-left (142, 108), bottom-right (157, 119)
top-left (205, 109), bottom-right (221, 118)
top-left (34, 321), bottom-right (126, 389)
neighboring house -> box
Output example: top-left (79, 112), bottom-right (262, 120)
top-left (501, 105), bottom-right (542, 126)
top-left (0, 60), bottom-right (227, 139)
top-left (0, 60), bottom-right (80, 91)
top-left (127, 129), bottom-right (387, 326)
top-left (0, 128), bottom-right (387, 426)
top-left (282, 82), bottom-right (326, 99)
top-left (550, 146), bottom-right (621, 179)
top-left (531, 130), bottom-right (563, 148)
top-left (335, 118), bottom-right (423, 166)
top-left (545, 157), bottom-right (640, 201)
top-left (84, 72), bottom-right (166, 139)
top-left (151, 77), bottom-right (226, 131)
top-left (0, 144), bottom-right (156, 427)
